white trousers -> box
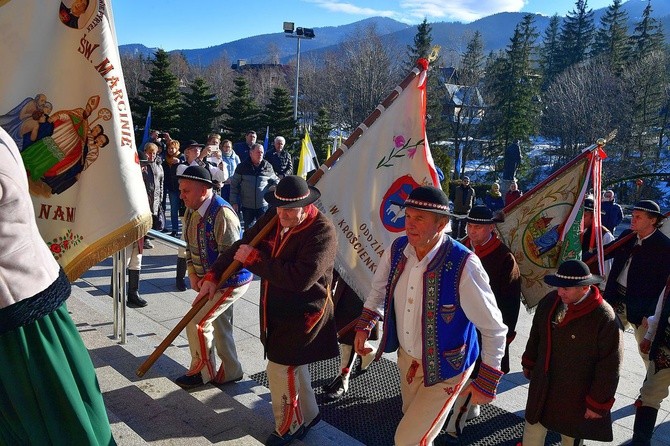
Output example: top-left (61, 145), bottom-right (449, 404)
top-left (395, 348), bottom-right (473, 446)
top-left (266, 361), bottom-right (319, 436)
top-left (184, 283), bottom-right (249, 383)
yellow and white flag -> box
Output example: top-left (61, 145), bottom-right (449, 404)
top-left (314, 60), bottom-right (439, 300)
top-left (0, 0), bottom-right (151, 280)
top-left (297, 129), bottom-right (318, 179)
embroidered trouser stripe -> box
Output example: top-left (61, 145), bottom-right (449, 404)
top-left (395, 348), bottom-right (474, 446)
top-left (266, 361), bottom-right (319, 436)
top-left (184, 284), bottom-right (248, 383)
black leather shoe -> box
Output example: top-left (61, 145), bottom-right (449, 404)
top-left (175, 373), bottom-right (204, 389)
top-left (264, 426), bottom-right (305, 446)
top-left (324, 375), bottom-right (347, 401)
top-left (298, 413), bottom-right (321, 439)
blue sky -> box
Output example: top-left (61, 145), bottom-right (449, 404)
top-left (112, 0), bottom-right (618, 51)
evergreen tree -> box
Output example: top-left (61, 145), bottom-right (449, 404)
top-left (629, 0), bottom-right (665, 60)
top-left (405, 18), bottom-right (433, 71)
top-left (261, 87), bottom-right (297, 150)
top-left (557, 0), bottom-right (595, 72)
top-left (179, 77), bottom-right (222, 142)
top-left (222, 77), bottom-right (260, 142)
top-left (487, 14), bottom-right (541, 147)
top-left (592, 0), bottom-right (630, 73)
top-left (135, 49), bottom-right (181, 134)
top-left (404, 19), bottom-right (448, 155)
top-left (310, 108), bottom-right (333, 163)
top-left (460, 31), bottom-right (485, 85)
top-left (539, 15), bottom-right (563, 89)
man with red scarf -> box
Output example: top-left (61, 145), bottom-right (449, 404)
top-left (444, 205), bottom-right (521, 443)
top-left (521, 260), bottom-right (622, 445)
top-left (197, 175), bottom-right (338, 446)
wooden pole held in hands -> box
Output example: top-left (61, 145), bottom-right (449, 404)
top-left (135, 220), bottom-right (276, 377)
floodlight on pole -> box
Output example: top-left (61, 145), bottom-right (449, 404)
top-left (284, 22), bottom-right (315, 123)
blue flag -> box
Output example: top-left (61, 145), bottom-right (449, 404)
top-left (263, 126), bottom-right (269, 151)
top-left (139, 106), bottom-right (151, 151)
top-left (454, 141), bottom-right (463, 177)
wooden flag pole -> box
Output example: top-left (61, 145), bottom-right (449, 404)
top-left (136, 59), bottom-right (429, 378)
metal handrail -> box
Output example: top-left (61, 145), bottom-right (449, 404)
top-left (111, 230), bottom-right (185, 343)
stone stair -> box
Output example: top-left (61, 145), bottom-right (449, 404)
top-left (67, 272), bottom-right (361, 446)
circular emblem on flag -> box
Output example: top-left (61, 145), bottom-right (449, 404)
top-left (379, 175), bottom-right (421, 232)
top-left (522, 203), bottom-right (573, 267)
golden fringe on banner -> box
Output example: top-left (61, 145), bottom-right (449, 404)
top-left (64, 213), bottom-right (152, 281)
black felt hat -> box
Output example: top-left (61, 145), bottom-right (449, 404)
top-left (184, 140), bottom-right (205, 148)
top-left (466, 205), bottom-right (504, 224)
top-left (264, 175), bottom-right (320, 208)
top-left (392, 185), bottom-right (451, 216)
top-left (632, 200), bottom-right (664, 219)
top-left (177, 165), bottom-right (213, 187)
top-left (543, 259), bottom-right (603, 287)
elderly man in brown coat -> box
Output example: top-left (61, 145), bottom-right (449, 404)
top-left (197, 175), bottom-right (338, 446)
top-left (521, 259), bottom-right (623, 445)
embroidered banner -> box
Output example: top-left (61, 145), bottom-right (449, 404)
top-left (496, 149), bottom-right (595, 308)
top-left (315, 62), bottom-right (439, 300)
top-left (0, 0), bottom-right (151, 280)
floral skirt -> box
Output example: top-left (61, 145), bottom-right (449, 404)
top-left (0, 302), bottom-right (115, 445)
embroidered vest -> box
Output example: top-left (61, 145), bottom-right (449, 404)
top-left (187, 195), bottom-right (252, 288)
top-left (381, 235), bottom-right (479, 386)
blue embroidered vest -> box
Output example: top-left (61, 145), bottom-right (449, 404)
top-left (381, 235), bottom-right (479, 386)
top-left (191, 195), bottom-right (252, 288)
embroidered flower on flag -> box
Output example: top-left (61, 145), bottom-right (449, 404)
top-left (48, 229), bottom-right (83, 260)
top-left (377, 134), bottom-right (425, 169)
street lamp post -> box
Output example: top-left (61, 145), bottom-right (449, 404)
top-left (283, 22), bottom-right (315, 123)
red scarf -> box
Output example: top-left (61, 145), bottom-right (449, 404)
top-left (465, 232), bottom-right (501, 259)
top-left (557, 285), bottom-right (603, 327)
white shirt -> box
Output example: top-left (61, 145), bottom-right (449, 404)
top-left (645, 286), bottom-right (668, 341)
top-left (365, 233), bottom-right (507, 369)
top-left (617, 230), bottom-right (655, 288)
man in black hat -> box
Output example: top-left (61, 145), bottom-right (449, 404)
top-left (521, 259), bottom-right (622, 445)
top-left (173, 166), bottom-right (253, 389)
top-left (603, 200), bottom-right (670, 361)
top-left (197, 175), bottom-right (338, 446)
top-left (354, 185), bottom-right (507, 446)
top-left (174, 140), bottom-right (229, 291)
top-left (444, 205), bottom-right (521, 442)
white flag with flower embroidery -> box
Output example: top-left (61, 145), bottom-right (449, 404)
top-left (315, 62), bottom-right (439, 299)
top-left (0, 0), bottom-right (151, 281)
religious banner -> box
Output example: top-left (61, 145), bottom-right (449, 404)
top-left (0, 0), bottom-right (151, 281)
top-left (314, 59), bottom-right (439, 300)
top-left (496, 146), bottom-right (603, 308)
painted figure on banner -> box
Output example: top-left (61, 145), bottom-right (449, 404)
top-left (59, 0), bottom-right (91, 29)
top-left (1, 94), bottom-right (112, 197)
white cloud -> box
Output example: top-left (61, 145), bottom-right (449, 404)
top-left (400, 0), bottom-right (526, 22)
top-left (307, 0), bottom-right (399, 18)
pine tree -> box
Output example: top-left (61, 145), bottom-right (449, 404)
top-left (310, 108), bottom-right (333, 162)
top-left (261, 87), bottom-right (297, 150)
top-left (135, 49), bottom-right (181, 134)
top-left (179, 77), bottom-right (222, 142)
top-left (460, 31), bottom-right (485, 85)
top-left (592, 0), bottom-right (630, 73)
top-left (487, 14), bottom-right (541, 147)
top-left (405, 18), bottom-right (432, 71)
top-left (222, 77), bottom-right (261, 142)
top-left (404, 19), bottom-right (448, 156)
top-left (539, 15), bottom-right (563, 89)
top-left (629, 0), bottom-right (665, 60)
top-left (557, 0), bottom-right (595, 72)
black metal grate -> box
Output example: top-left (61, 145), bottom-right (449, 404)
top-left (250, 356), bottom-right (561, 446)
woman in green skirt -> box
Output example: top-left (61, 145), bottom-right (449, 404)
top-left (0, 127), bottom-right (115, 445)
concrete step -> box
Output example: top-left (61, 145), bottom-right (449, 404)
top-left (68, 277), bottom-right (358, 445)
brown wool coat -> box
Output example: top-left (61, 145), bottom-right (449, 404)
top-left (210, 207), bottom-right (339, 366)
top-left (521, 288), bottom-right (623, 441)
